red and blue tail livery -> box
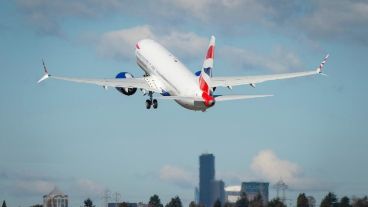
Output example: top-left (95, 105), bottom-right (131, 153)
top-left (199, 35), bottom-right (216, 106)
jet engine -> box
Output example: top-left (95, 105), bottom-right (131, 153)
top-left (115, 72), bottom-right (137, 96)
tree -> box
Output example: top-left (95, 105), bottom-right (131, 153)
top-left (166, 196), bottom-right (183, 207)
top-left (249, 193), bottom-right (264, 207)
top-left (224, 202), bottom-right (235, 207)
top-left (297, 193), bottom-right (309, 207)
top-left (84, 198), bottom-right (95, 207)
top-left (2, 201), bottom-right (6, 207)
top-left (30, 205), bottom-right (43, 207)
top-left (189, 201), bottom-right (198, 207)
top-left (150, 195), bottom-right (164, 207)
top-left (214, 200), bottom-right (222, 207)
top-left (340, 197), bottom-right (351, 207)
top-left (320, 193), bottom-right (338, 207)
top-left (236, 193), bottom-right (249, 207)
top-left (268, 198), bottom-right (286, 207)
top-left (119, 202), bottom-right (129, 207)
top-left (352, 196), bottom-right (368, 207)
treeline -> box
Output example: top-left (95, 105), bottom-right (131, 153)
top-left (146, 192), bottom-right (368, 207)
top-left (3, 192), bottom-right (367, 207)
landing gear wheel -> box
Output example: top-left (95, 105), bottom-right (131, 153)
top-left (145, 100), bottom-right (152, 109)
top-left (152, 99), bottom-right (158, 109)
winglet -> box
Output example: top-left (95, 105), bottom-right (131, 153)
top-left (37, 59), bottom-right (50, 83)
top-left (317, 54), bottom-right (329, 74)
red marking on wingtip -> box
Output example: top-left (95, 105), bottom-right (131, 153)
top-left (136, 43), bottom-right (140, 49)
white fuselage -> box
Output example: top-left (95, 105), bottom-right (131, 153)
top-left (135, 39), bottom-right (209, 111)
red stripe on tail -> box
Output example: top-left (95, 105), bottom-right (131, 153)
top-left (206, 45), bottom-right (214, 59)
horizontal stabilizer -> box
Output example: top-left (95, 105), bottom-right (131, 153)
top-left (156, 94), bottom-right (273, 102)
top-left (214, 94), bottom-right (273, 101)
top-left (156, 96), bottom-right (203, 101)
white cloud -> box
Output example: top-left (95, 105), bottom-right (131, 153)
top-left (13, 180), bottom-right (55, 196)
top-left (250, 150), bottom-right (329, 191)
top-left (98, 26), bottom-right (208, 62)
top-left (98, 25), bottom-right (155, 60)
top-left (74, 178), bottom-right (105, 197)
top-left (159, 165), bottom-right (196, 189)
top-left (251, 150), bottom-right (301, 183)
top-left (220, 45), bottom-right (303, 73)
top-left (299, 0), bottom-right (368, 44)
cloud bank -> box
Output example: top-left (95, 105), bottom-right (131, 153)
top-left (250, 150), bottom-right (328, 191)
top-left (159, 165), bottom-right (196, 189)
top-left (0, 169), bottom-right (105, 198)
top-left (98, 25), bottom-right (302, 72)
top-left (15, 0), bottom-right (368, 44)
top-left (159, 150), bottom-right (329, 192)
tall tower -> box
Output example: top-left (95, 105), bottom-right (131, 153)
top-left (199, 154), bottom-right (215, 207)
top-left (274, 179), bottom-right (288, 204)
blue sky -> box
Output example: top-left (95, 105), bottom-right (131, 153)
top-left (0, 0), bottom-right (368, 207)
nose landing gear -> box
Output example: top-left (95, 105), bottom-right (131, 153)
top-left (145, 91), bottom-right (158, 109)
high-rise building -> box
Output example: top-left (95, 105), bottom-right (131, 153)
top-left (212, 180), bottom-right (225, 205)
top-left (199, 154), bottom-right (215, 207)
top-left (241, 182), bottom-right (269, 206)
top-left (225, 185), bottom-right (241, 203)
top-left (195, 187), bottom-right (200, 204)
top-left (43, 187), bottom-right (68, 207)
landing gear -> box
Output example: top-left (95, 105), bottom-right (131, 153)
top-left (145, 91), bottom-right (158, 109)
top-left (145, 100), bottom-right (152, 109)
top-left (152, 99), bottom-right (158, 109)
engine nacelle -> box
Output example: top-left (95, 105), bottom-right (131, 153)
top-left (115, 72), bottom-right (137, 96)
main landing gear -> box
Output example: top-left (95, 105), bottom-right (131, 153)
top-left (145, 91), bottom-right (158, 109)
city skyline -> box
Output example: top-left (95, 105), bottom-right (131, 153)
top-left (1, 0), bottom-right (368, 207)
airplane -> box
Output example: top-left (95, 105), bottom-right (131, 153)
top-left (38, 35), bottom-right (329, 111)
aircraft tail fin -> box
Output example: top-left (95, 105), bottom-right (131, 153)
top-left (202, 35), bottom-right (215, 77)
top-left (198, 36), bottom-right (215, 96)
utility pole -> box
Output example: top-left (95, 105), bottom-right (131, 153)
top-left (102, 190), bottom-right (111, 207)
top-left (114, 192), bottom-right (121, 207)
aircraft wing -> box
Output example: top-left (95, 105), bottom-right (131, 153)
top-left (37, 62), bottom-right (162, 93)
top-left (48, 75), bottom-right (161, 93)
top-left (211, 54), bottom-right (329, 88)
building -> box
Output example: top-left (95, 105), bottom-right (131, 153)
top-left (225, 185), bottom-right (241, 203)
top-left (195, 187), bottom-right (200, 204)
top-left (199, 154), bottom-right (215, 207)
top-left (241, 182), bottom-right (269, 205)
top-left (43, 187), bottom-right (68, 207)
top-left (212, 180), bottom-right (225, 205)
